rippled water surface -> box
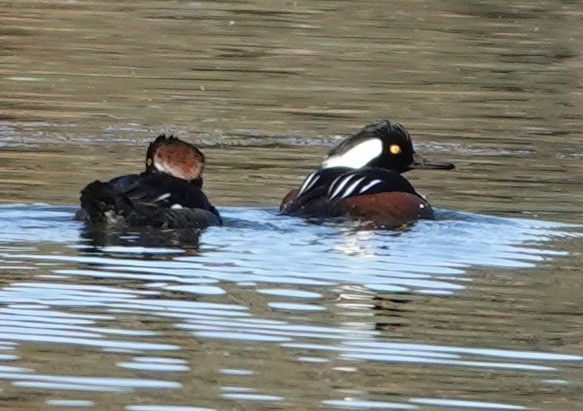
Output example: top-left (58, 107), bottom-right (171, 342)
top-left (1, 1), bottom-right (583, 410)
top-left (0, 205), bottom-right (582, 411)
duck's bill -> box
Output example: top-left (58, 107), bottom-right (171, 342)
top-left (411, 153), bottom-right (455, 170)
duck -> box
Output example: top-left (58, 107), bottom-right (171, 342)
top-left (279, 120), bottom-right (454, 229)
top-left (75, 134), bottom-right (222, 229)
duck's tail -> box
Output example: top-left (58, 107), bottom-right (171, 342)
top-left (76, 181), bottom-right (135, 224)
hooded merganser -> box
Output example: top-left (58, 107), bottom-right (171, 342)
top-left (280, 120), bottom-right (455, 229)
top-left (75, 134), bottom-right (222, 229)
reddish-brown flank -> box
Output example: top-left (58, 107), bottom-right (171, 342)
top-left (280, 189), bottom-right (299, 212)
top-left (335, 192), bottom-right (432, 229)
top-left (281, 189), bottom-right (432, 229)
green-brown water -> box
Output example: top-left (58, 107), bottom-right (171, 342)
top-left (1, 1), bottom-right (583, 410)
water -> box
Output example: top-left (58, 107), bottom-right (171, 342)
top-left (1, 1), bottom-right (583, 410)
top-left (0, 205), bottom-right (582, 410)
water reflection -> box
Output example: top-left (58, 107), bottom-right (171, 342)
top-left (1, 0), bottom-right (583, 408)
top-left (9, 375), bottom-right (181, 392)
top-left (79, 224), bottom-right (203, 252)
top-left (126, 407), bottom-right (215, 411)
top-left (0, 205), bottom-right (581, 409)
top-left (3, 205), bottom-right (574, 294)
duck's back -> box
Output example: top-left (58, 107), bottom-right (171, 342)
top-left (77, 173), bottom-right (221, 229)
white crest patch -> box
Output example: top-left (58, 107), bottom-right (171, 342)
top-left (321, 138), bottom-right (382, 169)
top-left (171, 204), bottom-right (184, 209)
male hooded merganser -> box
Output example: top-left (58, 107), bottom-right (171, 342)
top-left (280, 120), bottom-right (455, 229)
top-left (75, 134), bottom-right (222, 229)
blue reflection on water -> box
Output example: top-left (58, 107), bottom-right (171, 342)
top-left (0, 204), bottom-right (581, 408)
top-left (0, 204), bottom-right (579, 296)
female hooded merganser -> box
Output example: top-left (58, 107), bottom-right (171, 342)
top-left (280, 120), bottom-right (455, 229)
top-left (75, 134), bottom-right (222, 229)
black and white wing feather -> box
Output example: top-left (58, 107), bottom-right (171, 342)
top-left (326, 168), bottom-right (420, 201)
top-left (122, 173), bottom-right (213, 210)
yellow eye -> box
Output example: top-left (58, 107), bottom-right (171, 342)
top-left (146, 157), bottom-right (153, 167)
top-left (389, 144), bottom-right (401, 155)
